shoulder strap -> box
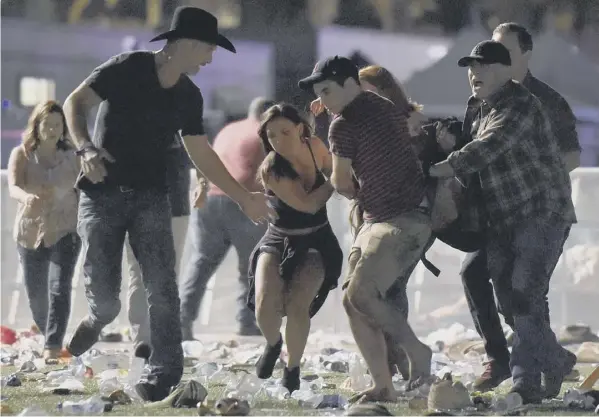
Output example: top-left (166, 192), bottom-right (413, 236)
top-left (305, 138), bottom-right (322, 175)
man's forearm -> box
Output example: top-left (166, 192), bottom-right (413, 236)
top-left (185, 140), bottom-right (249, 205)
top-left (331, 178), bottom-right (356, 200)
top-left (63, 95), bottom-right (93, 149)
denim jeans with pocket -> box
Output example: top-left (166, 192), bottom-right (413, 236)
top-left (77, 187), bottom-right (182, 386)
top-left (17, 233), bottom-right (81, 349)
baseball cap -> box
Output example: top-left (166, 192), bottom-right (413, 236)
top-left (457, 40), bottom-right (512, 67)
top-left (298, 56), bottom-right (359, 91)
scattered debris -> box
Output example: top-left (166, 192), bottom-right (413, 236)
top-left (215, 398), bottom-right (250, 416)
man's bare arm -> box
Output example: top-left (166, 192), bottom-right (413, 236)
top-left (182, 134), bottom-right (250, 205)
top-left (331, 154), bottom-right (356, 199)
top-left (63, 83), bottom-right (103, 149)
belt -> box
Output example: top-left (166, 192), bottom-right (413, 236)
top-left (268, 221), bottom-right (329, 236)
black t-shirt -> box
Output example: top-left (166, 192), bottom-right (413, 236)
top-left (77, 51), bottom-right (204, 191)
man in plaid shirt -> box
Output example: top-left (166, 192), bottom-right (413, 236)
top-left (454, 23), bottom-right (581, 395)
top-left (430, 40), bottom-right (576, 404)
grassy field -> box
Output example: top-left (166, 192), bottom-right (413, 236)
top-left (0, 362), bottom-right (596, 416)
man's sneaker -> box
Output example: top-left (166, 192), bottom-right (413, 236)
top-left (66, 318), bottom-right (101, 357)
top-left (135, 380), bottom-right (172, 402)
top-left (543, 350), bottom-right (577, 398)
top-left (134, 342), bottom-right (152, 362)
top-left (472, 361), bottom-right (511, 392)
top-left (510, 383), bottom-right (543, 405)
top-left (255, 335), bottom-right (283, 379)
top-left (237, 323), bottom-right (262, 337)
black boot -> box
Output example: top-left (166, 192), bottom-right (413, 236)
top-left (66, 318), bottom-right (102, 357)
top-left (282, 366), bottom-right (300, 393)
top-left (255, 335), bottom-right (283, 379)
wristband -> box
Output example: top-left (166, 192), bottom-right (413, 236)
top-left (75, 144), bottom-right (97, 156)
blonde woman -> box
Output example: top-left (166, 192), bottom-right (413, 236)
top-left (8, 101), bottom-right (81, 360)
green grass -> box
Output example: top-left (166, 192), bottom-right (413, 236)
top-left (0, 363), bottom-right (595, 415)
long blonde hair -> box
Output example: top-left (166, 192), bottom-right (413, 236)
top-left (349, 66), bottom-right (424, 234)
top-left (358, 65), bottom-right (423, 114)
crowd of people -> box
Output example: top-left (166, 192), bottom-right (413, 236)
top-left (7, 5), bottom-right (580, 406)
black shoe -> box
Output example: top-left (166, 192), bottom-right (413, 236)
top-left (282, 366), bottom-right (300, 393)
top-left (237, 323), bottom-right (262, 337)
top-left (255, 335), bottom-right (283, 379)
top-left (473, 360), bottom-right (512, 392)
top-left (134, 342), bottom-right (152, 362)
top-left (543, 350), bottom-right (577, 399)
top-left (510, 383), bottom-right (543, 405)
top-left (66, 318), bottom-right (102, 357)
top-left (135, 379), bottom-right (173, 402)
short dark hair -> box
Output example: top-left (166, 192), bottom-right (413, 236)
top-left (494, 22), bottom-right (533, 52)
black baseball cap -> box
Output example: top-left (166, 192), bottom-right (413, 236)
top-left (298, 56), bottom-right (359, 91)
top-left (457, 40), bottom-right (512, 67)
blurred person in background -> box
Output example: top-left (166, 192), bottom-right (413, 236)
top-left (248, 104), bottom-right (343, 393)
top-left (430, 40), bottom-right (576, 403)
top-left (7, 101), bottom-right (81, 361)
top-left (454, 23), bottom-right (581, 394)
top-left (62, 7), bottom-right (271, 401)
top-left (126, 130), bottom-right (191, 356)
top-left (301, 56), bottom-right (432, 402)
top-left (178, 97), bottom-right (274, 340)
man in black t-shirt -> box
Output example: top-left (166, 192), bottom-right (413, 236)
top-left (62, 7), bottom-right (271, 402)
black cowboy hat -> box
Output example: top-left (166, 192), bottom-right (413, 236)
top-left (150, 6), bottom-right (236, 53)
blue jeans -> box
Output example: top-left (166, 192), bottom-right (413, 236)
top-left (461, 248), bottom-right (511, 366)
top-left (77, 187), bottom-right (182, 385)
top-left (179, 195), bottom-right (265, 330)
top-left (486, 219), bottom-right (570, 387)
top-left (17, 233), bottom-right (81, 349)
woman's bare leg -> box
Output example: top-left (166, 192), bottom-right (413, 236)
top-left (254, 253), bottom-right (285, 345)
top-left (285, 252), bottom-right (325, 368)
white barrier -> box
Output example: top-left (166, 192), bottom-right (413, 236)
top-left (2, 169), bottom-right (598, 334)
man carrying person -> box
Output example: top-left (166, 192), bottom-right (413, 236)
top-left (62, 7), bottom-right (270, 401)
top-left (430, 40), bottom-right (577, 403)
top-left (454, 23), bottom-right (580, 393)
top-left (299, 56), bottom-right (433, 402)
top-left (178, 97), bottom-right (274, 339)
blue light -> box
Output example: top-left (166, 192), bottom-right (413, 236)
top-left (1, 99), bottom-right (11, 110)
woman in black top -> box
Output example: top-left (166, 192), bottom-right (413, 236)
top-left (248, 104), bottom-right (343, 392)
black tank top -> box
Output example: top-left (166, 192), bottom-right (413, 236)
top-left (267, 142), bottom-right (328, 229)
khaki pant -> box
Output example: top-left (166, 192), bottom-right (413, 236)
top-left (344, 210), bottom-right (432, 297)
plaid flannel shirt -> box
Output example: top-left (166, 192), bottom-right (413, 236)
top-left (447, 81), bottom-right (576, 232)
